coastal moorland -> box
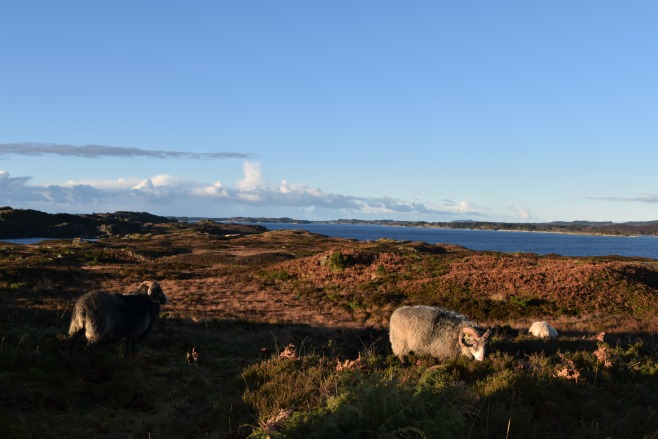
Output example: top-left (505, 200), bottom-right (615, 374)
top-left (1, 208), bottom-right (657, 438)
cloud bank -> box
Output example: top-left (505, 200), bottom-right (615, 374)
top-left (0, 163), bottom-right (484, 219)
top-left (0, 142), bottom-right (251, 160)
top-left (9, 160), bottom-right (647, 221)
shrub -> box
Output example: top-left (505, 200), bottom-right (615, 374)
top-left (328, 251), bottom-right (347, 271)
top-left (261, 270), bottom-right (293, 282)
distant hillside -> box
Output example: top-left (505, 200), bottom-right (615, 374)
top-left (0, 207), bottom-right (177, 239)
top-left (216, 217), bottom-right (658, 236)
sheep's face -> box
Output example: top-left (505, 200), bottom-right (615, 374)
top-left (459, 328), bottom-right (491, 361)
top-left (147, 282), bottom-right (170, 305)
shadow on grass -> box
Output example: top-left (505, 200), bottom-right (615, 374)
top-left (2, 301), bottom-right (658, 439)
top-left (0, 303), bottom-right (390, 439)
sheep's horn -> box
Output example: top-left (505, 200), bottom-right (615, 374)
top-left (459, 327), bottom-right (479, 346)
top-left (147, 282), bottom-right (159, 302)
top-left (147, 282), bottom-right (169, 304)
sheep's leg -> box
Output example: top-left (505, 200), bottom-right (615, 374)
top-left (392, 341), bottom-right (409, 364)
top-left (86, 343), bottom-right (98, 369)
top-left (67, 329), bottom-right (83, 352)
top-left (124, 338), bottom-right (138, 358)
top-left (124, 339), bottom-right (131, 358)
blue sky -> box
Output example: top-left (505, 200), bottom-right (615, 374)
top-left (1, 1), bottom-right (656, 222)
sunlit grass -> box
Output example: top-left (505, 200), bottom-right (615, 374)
top-left (240, 336), bottom-right (658, 438)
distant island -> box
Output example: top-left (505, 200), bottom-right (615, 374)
top-left (182, 216), bottom-right (658, 237)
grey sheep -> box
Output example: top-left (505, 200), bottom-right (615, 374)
top-left (389, 305), bottom-right (491, 363)
top-left (68, 281), bottom-right (169, 367)
top-left (528, 321), bottom-right (558, 340)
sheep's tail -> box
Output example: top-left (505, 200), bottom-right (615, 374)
top-left (68, 306), bottom-right (86, 337)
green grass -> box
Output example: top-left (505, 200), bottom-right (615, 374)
top-left (244, 357), bottom-right (475, 439)
top-left (241, 337), bottom-right (658, 439)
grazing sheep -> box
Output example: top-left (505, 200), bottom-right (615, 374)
top-left (528, 321), bottom-right (558, 340)
top-left (389, 305), bottom-right (491, 363)
top-left (68, 281), bottom-right (169, 367)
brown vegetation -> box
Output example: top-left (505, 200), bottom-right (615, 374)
top-left (1, 220), bottom-right (657, 438)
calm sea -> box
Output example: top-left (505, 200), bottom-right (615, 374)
top-left (257, 223), bottom-right (658, 260)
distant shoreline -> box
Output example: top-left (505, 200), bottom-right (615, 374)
top-left (1, 207), bottom-right (656, 239)
top-left (185, 217), bottom-right (658, 238)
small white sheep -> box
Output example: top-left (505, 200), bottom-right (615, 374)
top-left (528, 321), bottom-right (558, 340)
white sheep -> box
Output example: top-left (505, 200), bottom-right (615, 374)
top-left (389, 305), bottom-right (492, 363)
top-left (528, 321), bottom-right (558, 340)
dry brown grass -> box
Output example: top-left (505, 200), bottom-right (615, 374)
top-left (2, 226), bottom-right (656, 336)
top-left (1, 224), bottom-right (657, 438)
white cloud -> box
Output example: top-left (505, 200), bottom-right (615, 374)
top-left (0, 163), bottom-right (488, 219)
top-left (517, 207), bottom-right (531, 220)
top-left (439, 199), bottom-right (483, 216)
top-left (0, 170), bottom-right (48, 203)
top-left (63, 177), bottom-right (140, 190)
top-left (456, 201), bottom-right (471, 213)
top-left (130, 174), bottom-right (190, 198)
top-left (238, 192), bottom-right (264, 202)
top-left (507, 205), bottom-right (532, 220)
top-left (237, 161), bottom-right (264, 189)
top-left (0, 170), bottom-right (29, 186)
top-left (194, 181), bottom-right (227, 197)
top-left (132, 178), bottom-right (155, 192)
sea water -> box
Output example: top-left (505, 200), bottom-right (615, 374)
top-left (256, 223), bottom-right (658, 260)
top-left (4, 225), bottom-right (656, 259)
